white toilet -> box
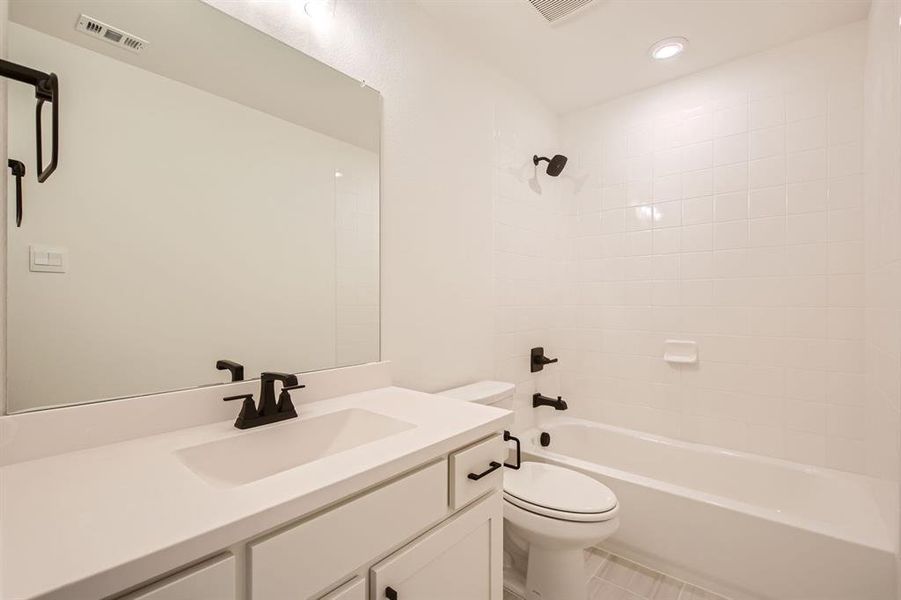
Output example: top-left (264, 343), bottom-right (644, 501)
top-left (439, 381), bottom-right (620, 600)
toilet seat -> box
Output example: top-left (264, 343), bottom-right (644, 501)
top-left (503, 462), bottom-right (618, 523)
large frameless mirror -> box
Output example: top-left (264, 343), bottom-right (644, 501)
top-left (5, 0), bottom-right (380, 413)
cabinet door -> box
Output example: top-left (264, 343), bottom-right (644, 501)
top-left (118, 554), bottom-right (235, 600)
top-left (250, 460), bottom-right (448, 600)
top-left (370, 492), bottom-right (503, 600)
top-left (319, 576), bottom-right (366, 600)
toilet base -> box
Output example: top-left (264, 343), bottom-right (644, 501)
top-left (524, 546), bottom-right (586, 600)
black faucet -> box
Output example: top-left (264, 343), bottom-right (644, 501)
top-left (533, 393), bottom-right (567, 411)
top-left (223, 372), bottom-right (305, 429)
top-left (216, 359), bottom-right (244, 382)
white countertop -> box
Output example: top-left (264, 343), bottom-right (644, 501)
top-left (0, 386), bottom-right (511, 600)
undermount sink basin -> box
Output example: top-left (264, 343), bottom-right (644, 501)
top-left (176, 408), bottom-right (415, 487)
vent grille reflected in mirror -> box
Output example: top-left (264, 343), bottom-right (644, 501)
top-left (75, 14), bottom-right (149, 54)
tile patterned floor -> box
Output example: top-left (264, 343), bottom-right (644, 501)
top-left (505, 548), bottom-right (732, 600)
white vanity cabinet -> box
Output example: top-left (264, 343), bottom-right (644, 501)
top-left (250, 460), bottom-right (450, 599)
top-left (118, 554), bottom-right (236, 600)
top-left (112, 434), bottom-right (506, 600)
top-left (319, 577), bottom-right (366, 600)
top-left (251, 434), bottom-right (507, 600)
top-left (370, 492), bottom-right (504, 600)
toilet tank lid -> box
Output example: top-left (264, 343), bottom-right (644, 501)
top-left (439, 381), bottom-right (515, 404)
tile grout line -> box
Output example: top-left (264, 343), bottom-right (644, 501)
top-left (589, 547), bottom-right (732, 600)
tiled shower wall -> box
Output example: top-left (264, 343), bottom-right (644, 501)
top-left (863, 0), bottom-right (901, 484)
top-left (556, 22), bottom-right (884, 476)
top-left (335, 153), bottom-right (380, 367)
top-left (492, 98), bottom-right (566, 432)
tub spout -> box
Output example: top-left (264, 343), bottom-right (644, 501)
top-left (533, 393), bottom-right (567, 411)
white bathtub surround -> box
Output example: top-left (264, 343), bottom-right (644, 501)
top-left (491, 98), bottom-right (567, 434)
top-left (863, 0), bottom-right (901, 529)
top-left (0, 362), bottom-right (513, 600)
top-left (523, 417), bottom-right (896, 600)
top-left (556, 21), bottom-right (889, 478)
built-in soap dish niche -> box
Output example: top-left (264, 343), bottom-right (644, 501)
top-left (75, 14), bottom-right (149, 54)
top-left (663, 340), bottom-right (698, 365)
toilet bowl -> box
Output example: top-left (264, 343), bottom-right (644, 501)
top-left (504, 461), bottom-right (619, 600)
top-left (438, 381), bottom-right (620, 600)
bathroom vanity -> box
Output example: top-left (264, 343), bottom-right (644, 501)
top-left (0, 363), bottom-right (512, 600)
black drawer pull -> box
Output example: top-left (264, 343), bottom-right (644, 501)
top-left (386, 586), bottom-right (398, 600)
top-left (468, 461), bottom-right (502, 481)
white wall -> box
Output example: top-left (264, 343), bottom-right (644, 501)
top-left (203, 1), bottom-right (560, 395)
top-left (557, 22), bottom-right (884, 476)
top-left (0, 0), bottom-right (7, 416)
top-left (863, 0), bottom-right (901, 494)
top-left (860, 0), bottom-right (901, 592)
top-left (7, 24), bottom-right (378, 411)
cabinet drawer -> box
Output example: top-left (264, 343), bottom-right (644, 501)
top-left (319, 576), bottom-right (365, 600)
top-left (449, 434), bottom-right (506, 510)
top-left (250, 460), bottom-right (448, 600)
top-left (118, 553), bottom-right (235, 600)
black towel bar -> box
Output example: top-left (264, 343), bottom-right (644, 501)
top-left (0, 59), bottom-right (59, 184)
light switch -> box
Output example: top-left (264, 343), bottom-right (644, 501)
top-left (29, 245), bottom-right (67, 273)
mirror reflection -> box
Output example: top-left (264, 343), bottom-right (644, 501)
top-left (6, 0), bottom-right (380, 413)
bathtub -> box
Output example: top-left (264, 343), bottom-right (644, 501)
top-left (521, 417), bottom-right (897, 600)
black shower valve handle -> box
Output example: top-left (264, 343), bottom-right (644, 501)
top-left (531, 347), bottom-right (559, 372)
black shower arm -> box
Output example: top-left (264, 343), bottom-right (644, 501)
top-left (0, 59), bottom-right (59, 182)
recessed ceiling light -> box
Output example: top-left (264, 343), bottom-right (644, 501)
top-left (650, 37), bottom-right (688, 61)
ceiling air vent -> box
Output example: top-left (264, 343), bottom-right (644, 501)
top-left (526, 0), bottom-right (597, 23)
top-left (75, 14), bottom-right (149, 54)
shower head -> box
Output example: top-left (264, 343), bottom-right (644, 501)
top-left (533, 154), bottom-right (568, 177)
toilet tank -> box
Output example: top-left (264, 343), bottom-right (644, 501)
top-left (438, 381), bottom-right (515, 410)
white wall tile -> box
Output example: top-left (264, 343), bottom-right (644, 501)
top-left (558, 21), bottom-right (881, 478)
top-left (749, 125), bottom-right (785, 159)
top-left (750, 186), bottom-right (787, 217)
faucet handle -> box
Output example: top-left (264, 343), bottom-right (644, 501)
top-left (223, 393), bottom-right (253, 402)
top-left (277, 384), bottom-right (304, 417)
top-left (223, 394), bottom-right (259, 429)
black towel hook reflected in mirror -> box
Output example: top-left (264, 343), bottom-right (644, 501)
top-left (0, 59), bottom-right (59, 185)
top-left (8, 159), bottom-right (25, 227)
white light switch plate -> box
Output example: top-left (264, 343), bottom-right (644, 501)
top-left (29, 245), bottom-right (68, 273)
